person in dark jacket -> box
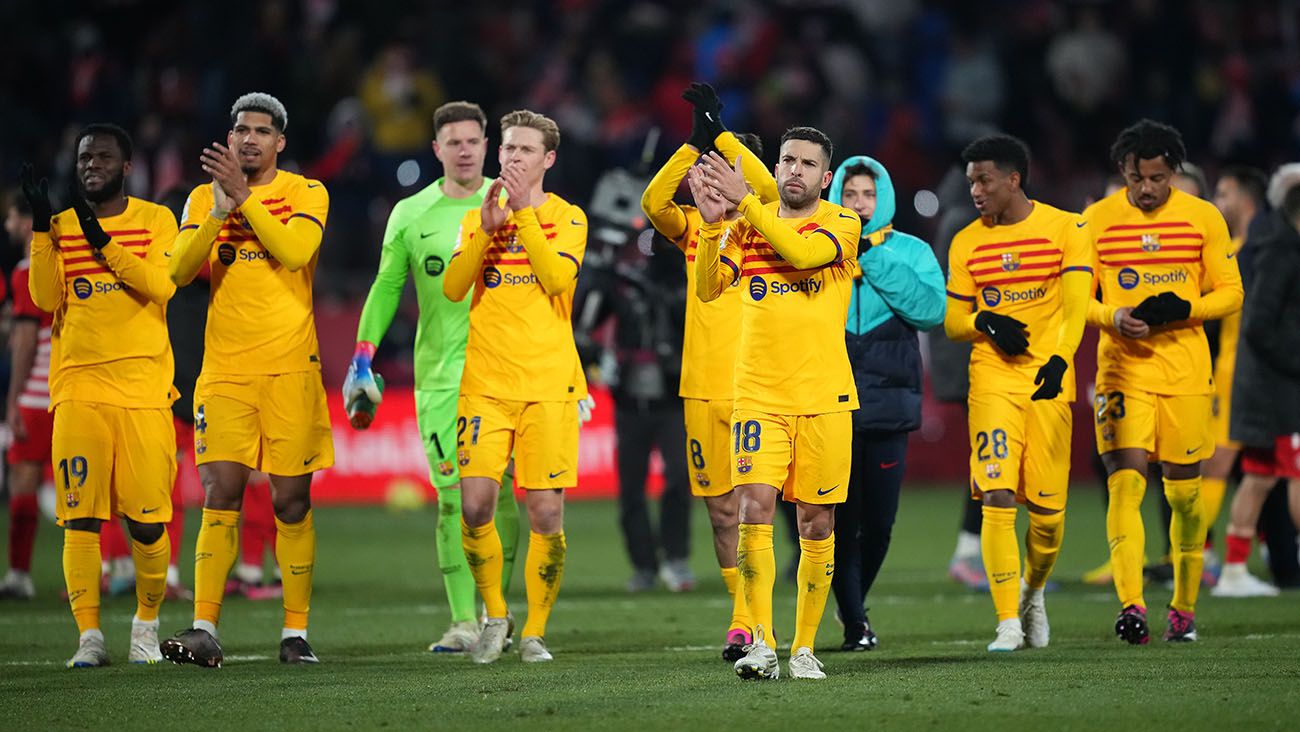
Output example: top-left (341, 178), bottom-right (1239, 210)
top-left (1219, 183), bottom-right (1300, 593)
top-left (826, 156), bottom-right (946, 650)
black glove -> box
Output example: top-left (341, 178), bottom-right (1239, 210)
top-left (19, 164), bottom-right (51, 233)
top-left (67, 186), bottom-right (110, 250)
top-left (1031, 355), bottom-right (1069, 401)
top-left (974, 310), bottom-right (1030, 356)
top-left (1130, 291), bottom-right (1191, 326)
top-left (682, 82), bottom-right (726, 150)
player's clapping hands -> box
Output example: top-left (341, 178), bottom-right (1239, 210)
top-left (696, 151), bottom-right (749, 206)
top-left (479, 179), bottom-right (508, 233)
top-left (687, 164), bottom-right (729, 224)
top-left (500, 164), bottom-right (531, 212)
top-left (200, 142), bottom-right (251, 208)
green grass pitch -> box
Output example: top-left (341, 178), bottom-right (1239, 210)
top-left (1, 485), bottom-right (1296, 730)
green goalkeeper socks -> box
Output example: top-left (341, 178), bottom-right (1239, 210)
top-left (436, 487), bottom-right (478, 624)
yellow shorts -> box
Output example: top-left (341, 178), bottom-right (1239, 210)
top-left (193, 370), bottom-right (334, 476)
top-left (1094, 386), bottom-right (1213, 465)
top-left (967, 392), bottom-right (1071, 512)
top-left (684, 398), bottom-right (733, 498)
top-left (457, 395), bottom-right (578, 489)
top-left (52, 402), bottom-right (177, 524)
top-left (730, 409), bottom-right (851, 505)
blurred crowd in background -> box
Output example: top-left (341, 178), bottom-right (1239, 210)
top-left (3, 0), bottom-right (1300, 385)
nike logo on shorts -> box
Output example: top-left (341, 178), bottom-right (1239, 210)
top-left (548, 470), bottom-right (567, 479)
top-left (1037, 491), bottom-right (1058, 498)
top-left (1185, 446), bottom-right (1201, 455)
top-left (141, 506), bottom-right (159, 514)
top-left (816, 485), bottom-right (839, 496)
top-left (304, 454), bottom-right (319, 466)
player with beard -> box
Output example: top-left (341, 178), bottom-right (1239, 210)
top-left (23, 123), bottom-right (179, 666)
top-left (690, 127), bottom-right (861, 680)
top-left (163, 93), bottom-right (331, 667)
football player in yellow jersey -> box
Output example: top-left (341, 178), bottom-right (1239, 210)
top-left (444, 110), bottom-right (586, 664)
top-left (162, 93), bottom-right (331, 667)
top-left (690, 127), bottom-right (861, 681)
top-left (1083, 120), bottom-right (1243, 644)
top-left (944, 135), bottom-right (1091, 652)
top-left (640, 81), bottom-right (776, 662)
top-left (22, 124), bottom-right (179, 667)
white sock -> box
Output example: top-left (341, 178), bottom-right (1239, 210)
top-left (281, 627), bottom-right (307, 641)
top-left (194, 619), bottom-right (219, 638)
top-left (955, 531), bottom-right (981, 559)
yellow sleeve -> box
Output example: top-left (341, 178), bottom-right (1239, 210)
top-left (170, 185), bottom-right (218, 286)
top-left (714, 131), bottom-right (778, 205)
top-left (443, 210), bottom-right (492, 303)
top-left (737, 195), bottom-right (848, 270)
top-left (1054, 217), bottom-right (1093, 358)
top-left (239, 181), bottom-right (329, 272)
top-left (101, 208), bottom-right (177, 306)
top-left (1189, 209), bottom-right (1244, 320)
top-left (694, 219), bottom-right (743, 302)
top-left (28, 228), bottom-right (64, 313)
top-left (515, 205), bottom-right (583, 296)
top-left (641, 144), bottom-right (696, 244)
top-left (943, 236), bottom-right (978, 341)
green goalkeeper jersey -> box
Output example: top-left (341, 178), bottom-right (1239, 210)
top-left (356, 177), bottom-right (493, 391)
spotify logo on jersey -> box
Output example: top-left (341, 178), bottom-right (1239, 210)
top-left (1117, 267), bottom-right (1139, 290)
top-left (483, 266), bottom-right (502, 288)
top-left (981, 287), bottom-right (1002, 307)
top-left (218, 244), bottom-right (237, 266)
top-left (424, 255), bottom-right (445, 276)
top-left (749, 276), bottom-right (768, 301)
top-left (72, 277), bottom-right (93, 300)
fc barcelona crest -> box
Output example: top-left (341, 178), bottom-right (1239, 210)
top-left (65, 492), bottom-right (80, 508)
top-left (985, 462), bottom-right (1002, 479)
top-left (695, 472), bottom-right (710, 488)
top-left (1001, 252), bottom-right (1021, 272)
top-left (1141, 233), bottom-right (1161, 252)
top-left (736, 456), bottom-right (753, 474)
top-left (438, 461), bottom-right (455, 477)
top-left (458, 450), bottom-right (470, 467)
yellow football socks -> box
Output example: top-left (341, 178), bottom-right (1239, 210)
top-left (790, 535), bottom-right (834, 652)
top-left (981, 506), bottom-right (1020, 620)
top-left (462, 519), bottom-right (508, 618)
top-left (1024, 510), bottom-right (1065, 590)
top-left (1106, 469), bottom-right (1147, 609)
top-left (63, 528), bottom-right (101, 634)
top-left (1164, 476), bottom-right (1206, 612)
top-left (131, 534), bottom-right (170, 623)
top-left (720, 565), bottom-right (752, 633)
top-left (1201, 476), bottom-right (1227, 534)
top-left (193, 508), bottom-right (240, 627)
top-left (521, 531), bottom-right (566, 638)
top-left (737, 523), bottom-right (776, 644)
top-left (276, 510), bottom-right (316, 632)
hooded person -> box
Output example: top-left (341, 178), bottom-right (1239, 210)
top-left (826, 155), bottom-right (946, 651)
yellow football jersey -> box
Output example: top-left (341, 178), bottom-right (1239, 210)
top-left (176, 171), bottom-right (329, 375)
top-left (30, 198), bottom-right (178, 409)
top-left (446, 194), bottom-right (588, 402)
top-left (699, 197), bottom-right (862, 415)
top-left (679, 206), bottom-right (743, 400)
top-left (1083, 187), bottom-right (1243, 395)
top-left (946, 202), bottom-right (1092, 399)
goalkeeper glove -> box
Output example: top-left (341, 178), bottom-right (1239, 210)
top-left (19, 165), bottom-right (51, 233)
top-left (1031, 355), bottom-right (1069, 401)
top-left (578, 395), bottom-right (596, 425)
top-left (974, 310), bottom-right (1030, 356)
top-left (343, 342), bottom-right (385, 429)
top-left (1130, 291), bottom-right (1191, 327)
top-left (67, 186), bottom-right (110, 250)
top-left (682, 82), bottom-right (726, 151)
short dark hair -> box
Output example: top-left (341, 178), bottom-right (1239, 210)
top-left (1282, 183), bottom-right (1300, 223)
top-left (1110, 118), bottom-right (1185, 171)
top-left (75, 123), bottom-right (134, 161)
top-left (842, 162), bottom-right (877, 182)
top-left (961, 134), bottom-right (1030, 187)
top-left (434, 101), bottom-right (487, 135)
top-left (735, 132), bottom-right (763, 160)
top-left (780, 127), bottom-right (833, 165)
top-left (1219, 165), bottom-right (1268, 209)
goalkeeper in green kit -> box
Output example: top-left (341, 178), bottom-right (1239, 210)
top-left (345, 101), bottom-right (520, 652)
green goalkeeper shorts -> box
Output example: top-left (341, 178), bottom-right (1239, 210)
top-left (416, 389), bottom-right (461, 489)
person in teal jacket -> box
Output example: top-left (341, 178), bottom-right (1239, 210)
top-left (827, 155), bottom-right (946, 651)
